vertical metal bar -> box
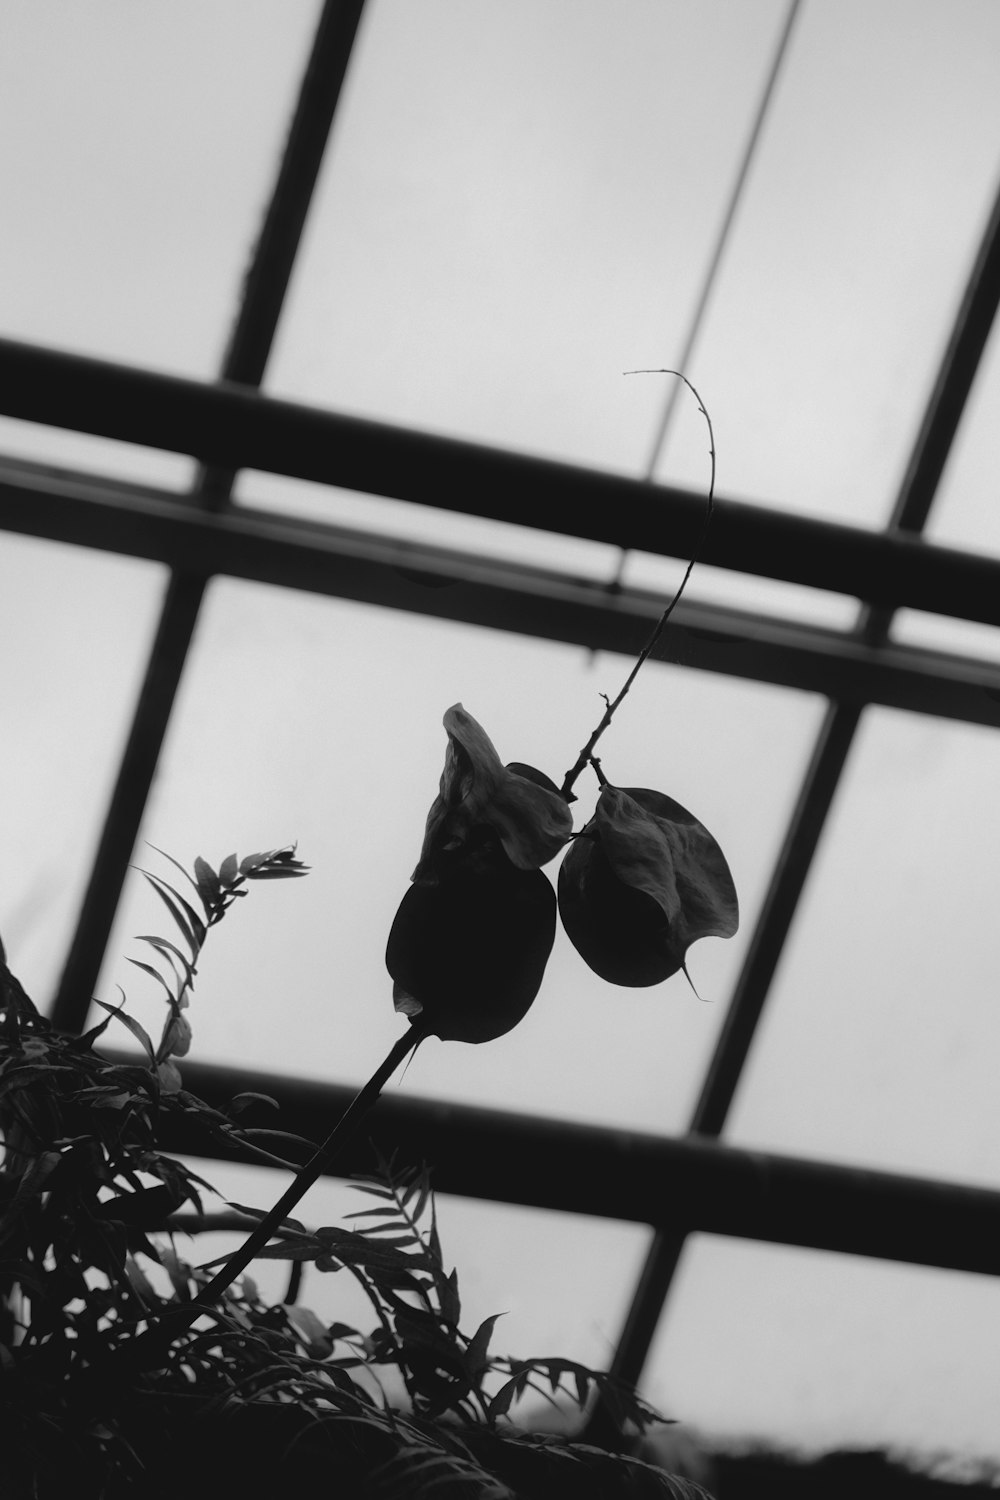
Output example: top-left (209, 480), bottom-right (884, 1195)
top-left (50, 0), bottom-right (367, 1031)
top-left (600, 164), bottom-right (1000, 1406)
top-left (642, 0), bottom-right (803, 480)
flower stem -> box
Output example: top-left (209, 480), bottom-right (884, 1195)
top-left (560, 371), bottom-right (715, 801)
top-left (196, 1026), bottom-right (425, 1308)
top-left (125, 1026), bottom-right (426, 1370)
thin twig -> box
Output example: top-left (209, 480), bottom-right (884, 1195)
top-left (559, 371), bottom-right (716, 800)
top-left (196, 1026), bottom-right (426, 1306)
top-left (121, 1025), bottom-right (427, 1371)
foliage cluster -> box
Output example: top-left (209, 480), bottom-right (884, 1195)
top-left (386, 704), bottom-right (738, 1046)
top-left (0, 849), bottom-right (710, 1499)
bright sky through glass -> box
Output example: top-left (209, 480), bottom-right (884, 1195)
top-left (3, 0), bottom-right (1000, 1469)
top-left (0, 538), bottom-right (166, 999)
top-left (97, 579), bottom-right (822, 1134)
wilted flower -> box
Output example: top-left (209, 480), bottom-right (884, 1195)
top-left (412, 704), bottom-right (572, 882)
top-left (386, 706), bottom-right (570, 1044)
top-left (558, 785), bottom-right (738, 986)
top-left (386, 834), bottom-right (557, 1044)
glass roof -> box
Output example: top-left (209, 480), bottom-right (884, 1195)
top-left (728, 705), bottom-right (1000, 1188)
top-left (648, 1237), bottom-right (1000, 1459)
top-left (3, 0), bottom-right (1000, 1473)
top-left (0, 0), bottom-right (322, 376)
top-left (97, 578), bottom-right (824, 1133)
top-left (0, 536), bottom-right (166, 997)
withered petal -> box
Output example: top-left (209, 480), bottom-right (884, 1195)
top-left (413, 705), bottom-right (571, 879)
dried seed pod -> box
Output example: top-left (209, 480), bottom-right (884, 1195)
top-left (386, 828), bottom-right (556, 1043)
top-left (558, 785), bottom-right (738, 987)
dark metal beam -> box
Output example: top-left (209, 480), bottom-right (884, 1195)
top-left (5, 338), bottom-right (1000, 626)
top-left (47, 0), bottom-right (367, 1032)
top-left (216, 0), bottom-right (367, 392)
top-left (148, 1056), bottom-right (1000, 1280)
top-left (4, 462), bottom-right (1000, 726)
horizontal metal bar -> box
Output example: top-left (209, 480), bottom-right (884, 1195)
top-left (215, 0), bottom-right (366, 392)
top-left (3, 463), bottom-right (1000, 726)
top-left (153, 1056), bottom-right (1000, 1279)
top-left (3, 337), bottom-right (1000, 625)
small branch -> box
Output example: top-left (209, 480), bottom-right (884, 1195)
top-left (560, 371), bottom-right (715, 800)
top-left (589, 756), bottom-right (609, 787)
top-left (196, 1026), bottom-right (425, 1306)
top-left (283, 1258), bottom-right (304, 1305)
top-left (121, 1025), bottom-right (427, 1370)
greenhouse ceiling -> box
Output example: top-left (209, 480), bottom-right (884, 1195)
top-left (3, 0), bottom-right (1000, 1464)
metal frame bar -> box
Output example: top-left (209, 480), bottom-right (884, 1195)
top-left (48, 0), bottom-right (367, 1031)
top-left (4, 457), bottom-right (1000, 726)
top-left (603, 164), bottom-right (1000, 1394)
top-left (2, 1), bottom-right (1000, 1438)
top-left (151, 1057), bottom-right (1000, 1281)
top-left (5, 336), bottom-right (1000, 626)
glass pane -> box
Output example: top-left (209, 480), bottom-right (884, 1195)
top-left (650, 0), bottom-right (1000, 526)
top-left (646, 1236), bottom-right (1000, 1464)
top-left (269, 0), bottom-right (1000, 536)
top-left (0, 534), bottom-right (167, 1004)
top-left (0, 0), bottom-right (322, 376)
top-left (268, 0), bottom-right (791, 472)
top-left (890, 607), bottom-right (1000, 664)
top-left (727, 705), bottom-right (1000, 1187)
top-left (0, 417), bottom-right (196, 489)
top-left (97, 575), bottom-right (823, 1135)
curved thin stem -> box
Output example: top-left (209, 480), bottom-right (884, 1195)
top-left (560, 371), bottom-right (715, 800)
top-left (120, 1026), bottom-right (426, 1371)
top-left (197, 1026), bottom-right (425, 1307)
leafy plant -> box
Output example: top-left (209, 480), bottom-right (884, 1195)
top-left (1, 373), bottom-right (732, 1496)
top-left (0, 856), bottom-right (710, 1498)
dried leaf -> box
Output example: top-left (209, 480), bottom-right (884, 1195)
top-left (413, 705), bottom-right (571, 879)
top-left (558, 785), bottom-right (738, 986)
